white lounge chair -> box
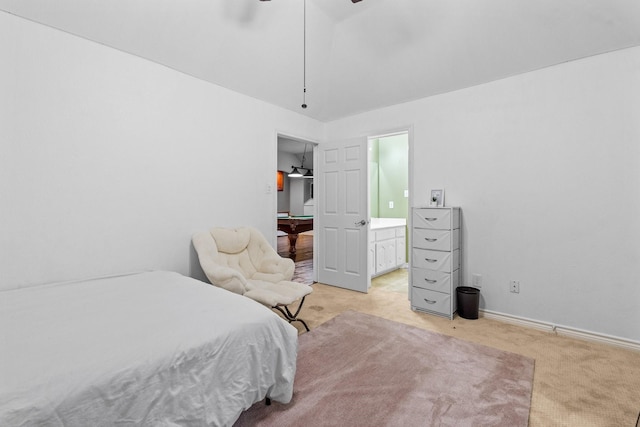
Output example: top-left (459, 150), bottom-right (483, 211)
top-left (192, 226), bottom-right (313, 331)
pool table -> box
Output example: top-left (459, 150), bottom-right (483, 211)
top-left (277, 215), bottom-right (313, 254)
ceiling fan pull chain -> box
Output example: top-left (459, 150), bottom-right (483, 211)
top-left (260, 0), bottom-right (361, 110)
top-left (301, 0), bottom-right (307, 109)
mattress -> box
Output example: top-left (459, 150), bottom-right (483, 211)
top-left (0, 271), bottom-right (298, 426)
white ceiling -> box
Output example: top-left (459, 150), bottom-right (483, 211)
top-left (279, 136), bottom-right (312, 154)
top-left (2, 0), bottom-right (640, 122)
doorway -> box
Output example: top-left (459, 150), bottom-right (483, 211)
top-left (277, 135), bottom-right (316, 284)
top-left (276, 130), bottom-right (409, 292)
top-left (368, 131), bottom-right (410, 294)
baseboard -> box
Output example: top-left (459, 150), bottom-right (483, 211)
top-left (480, 309), bottom-right (640, 353)
top-left (480, 310), bottom-right (554, 333)
top-left (553, 326), bottom-right (640, 352)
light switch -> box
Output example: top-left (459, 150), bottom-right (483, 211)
top-left (404, 190), bottom-right (409, 198)
top-left (389, 201), bottom-right (394, 209)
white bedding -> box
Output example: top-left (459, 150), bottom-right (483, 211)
top-left (0, 271), bottom-right (298, 426)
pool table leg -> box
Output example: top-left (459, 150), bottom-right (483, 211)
top-left (287, 233), bottom-right (299, 254)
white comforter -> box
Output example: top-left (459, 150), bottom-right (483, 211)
top-left (0, 271), bottom-right (298, 426)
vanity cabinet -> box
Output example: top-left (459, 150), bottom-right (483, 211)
top-left (410, 207), bottom-right (460, 319)
top-left (371, 225), bottom-right (406, 277)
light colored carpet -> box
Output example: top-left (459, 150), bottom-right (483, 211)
top-left (274, 283), bottom-right (640, 426)
top-left (235, 310), bottom-right (534, 426)
top-left (371, 267), bottom-right (410, 293)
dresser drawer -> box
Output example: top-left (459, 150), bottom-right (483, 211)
top-left (411, 268), bottom-right (458, 294)
top-left (412, 229), bottom-right (459, 251)
top-left (413, 208), bottom-right (459, 230)
top-left (412, 287), bottom-right (451, 316)
top-left (412, 248), bottom-right (459, 272)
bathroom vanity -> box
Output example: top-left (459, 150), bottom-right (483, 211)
top-left (370, 218), bottom-right (407, 277)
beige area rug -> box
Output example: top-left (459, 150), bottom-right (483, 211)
top-left (235, 310), bottom-right (534, 427)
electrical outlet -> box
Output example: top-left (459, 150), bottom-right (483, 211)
top-left (472, 274), bottom-right (482, 288)
top-left (510, 280), bottom-right (520, 293)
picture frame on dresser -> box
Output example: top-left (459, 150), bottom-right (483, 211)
top-left (429, 189), bottom-right (444, 207)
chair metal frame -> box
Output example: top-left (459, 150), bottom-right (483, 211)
top-left (272, 296), bottom-right (310, 332)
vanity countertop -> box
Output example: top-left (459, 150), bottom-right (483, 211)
top-left (370, 217), bottom-right (406, 230)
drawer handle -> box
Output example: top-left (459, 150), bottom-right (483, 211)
top-left (425, 217), bottom-right (438, 221)
top-left (424, 298), bottom-right (437, 304)
top-left (424, 278), bottom-right (437, 283)
top-left (425, 258), bottom-right (438, 263)
top-left (424, 238), bottom-right (438, 242)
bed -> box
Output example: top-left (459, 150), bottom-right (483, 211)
top-left (0, 270), bottom-right (298, 426)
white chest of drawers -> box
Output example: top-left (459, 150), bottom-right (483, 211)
top-left (410, 207), bottom-right (460, 319)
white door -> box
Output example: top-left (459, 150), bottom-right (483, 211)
top-left (317, 138), bottom-right (369, 293)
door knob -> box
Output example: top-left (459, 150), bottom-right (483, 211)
top-left (355, 219), bottom-right (368, 227)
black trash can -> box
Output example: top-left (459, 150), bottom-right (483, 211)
top-left (456, 286), bottom-right (480, 319)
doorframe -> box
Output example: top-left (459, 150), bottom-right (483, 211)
top-left (275, 131), bottom-right (319, 283)
top-left (274, 125), bottom-right (413, 289)
top-left (366, 126), bottom-right (413, 217)
top-left (366, 125), bottom-right (413, 293)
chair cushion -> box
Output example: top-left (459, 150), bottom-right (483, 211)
top-left (216, 251), bottom-right (257, 279)
top-left (193, 226), bottom-right (304, 305)
top-left (210, 227), bottom-right (251, 254)
top-left (244, 280), bottom-right (313, 307)
top-left (252, 272), bottom-right (287, 283)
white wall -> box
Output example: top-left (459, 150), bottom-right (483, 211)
top-left (326, 47), bottom-right (640, 342)
top-left (0, 13), bottom-right (323, 289)
top-left (3, 11), bottom-right (639, 343)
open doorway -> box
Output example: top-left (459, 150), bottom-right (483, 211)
top-left (276, 131), bottom-right (408, 291)
top-left (277, 136), bottom-right (315, 284)
top-left (369, 131), bottom-right (409, 294)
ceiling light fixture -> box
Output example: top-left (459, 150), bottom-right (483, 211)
top-left (289, 144), bottom-right (313, 178)
top-left (288, 167), bottom-right (303, 178)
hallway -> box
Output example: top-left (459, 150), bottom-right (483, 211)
top-left (278, 233), bottom-right (313, 284)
